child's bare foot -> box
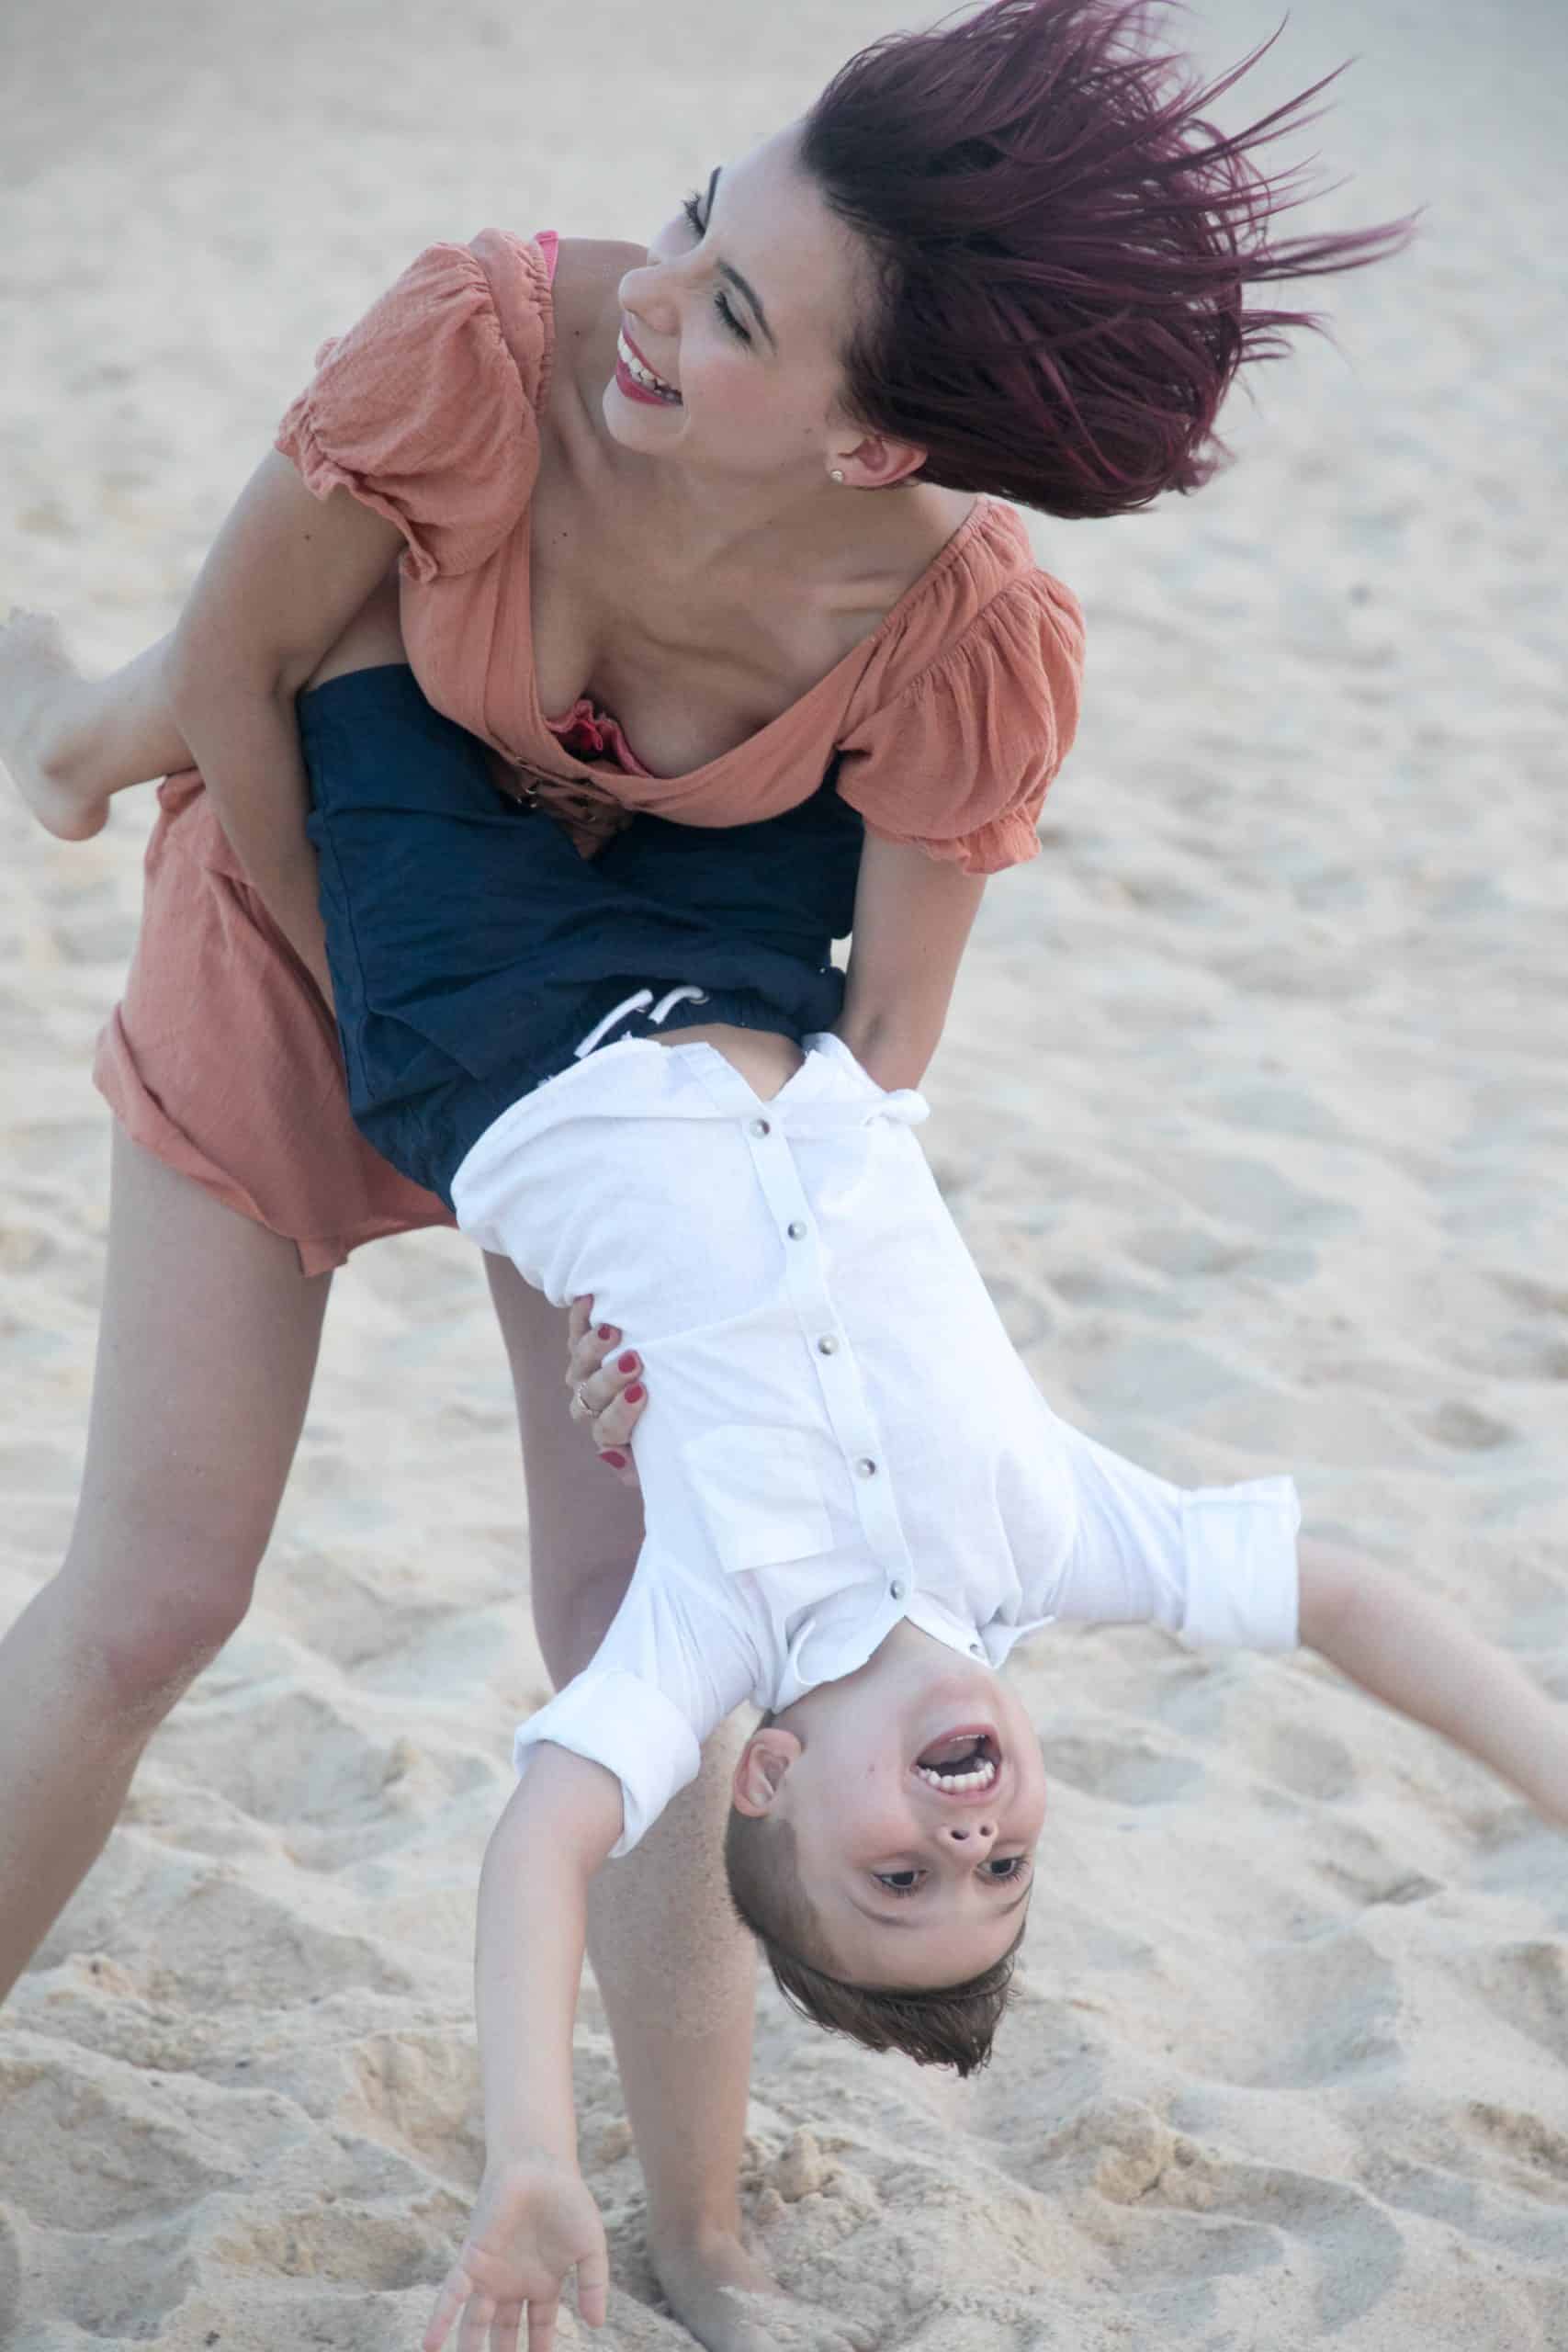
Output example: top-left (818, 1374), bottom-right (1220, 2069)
top-left (653, 2229), bottom-right (874, 2352)
top-left (0, 611), bottom-right (109, 841)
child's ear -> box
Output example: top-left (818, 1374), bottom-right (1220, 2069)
top-left (730, 1726), bottom-right (802, 1817)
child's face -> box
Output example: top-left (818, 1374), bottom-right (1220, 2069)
top-left (735, 1637), bottom-right (1049, 1989)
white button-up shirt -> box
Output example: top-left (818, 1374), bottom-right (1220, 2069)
top-left (452, 1035), bottom-right (1300, 1856)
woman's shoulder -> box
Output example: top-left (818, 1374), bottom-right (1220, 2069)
top-left (865, 499), bottom-right (1084, 711)
top-left (833, 501), bottom-right (1087, 876)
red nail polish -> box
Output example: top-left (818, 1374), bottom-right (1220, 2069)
top-left (597, 1324), bottom-right (615, 1341)
top-left (599, 1449), bottom-right (627, 1469)
top-left (617, 1351), bottom-right (639, 1374)
top-left (624, 1383), bottom-right (645, 1405)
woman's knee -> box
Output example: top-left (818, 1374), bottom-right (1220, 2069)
top-left (59, 1505), bottom-right (265, 1711)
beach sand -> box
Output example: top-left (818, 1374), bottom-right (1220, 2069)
top-left (2, 0), bottom-right (1566, 2343)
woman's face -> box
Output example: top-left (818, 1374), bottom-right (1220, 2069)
top-left (606, 126), bottom-right (875, 485)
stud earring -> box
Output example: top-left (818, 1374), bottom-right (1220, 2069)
top-left (829, 468), bottom-right (846, 484)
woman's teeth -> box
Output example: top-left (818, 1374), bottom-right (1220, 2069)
top-left (618, 334), bottom-right (680, 401)
top-left (914, 1757), bottom-right (998, 1792)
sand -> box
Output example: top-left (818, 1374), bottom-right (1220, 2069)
top-left (2, 0), bottom-right (1566, 2344)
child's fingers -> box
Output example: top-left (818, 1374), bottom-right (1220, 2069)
top-left (575, 2241), bottom-right (610, 2329)
top-left (489, 2299), bottom-right (525, 2352)
top-left (524, 2293), bottom-right (560, 2352)
top-left (423, 2264), bottom-right (472, 2352)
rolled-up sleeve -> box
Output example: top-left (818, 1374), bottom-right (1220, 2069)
top-left (510, 1544), bottom-right (760, 1856)
top-left (1044, 1421), bottom-right (1301, 1652)
top-left (513, 1670), bottom-right (701, 1858)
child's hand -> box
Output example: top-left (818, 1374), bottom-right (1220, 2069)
top-left (423, 2154), bottom-right (609, 2352)
top-left (565, 1295), bottom-right (647, 1488)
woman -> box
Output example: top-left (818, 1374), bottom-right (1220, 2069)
top-left (0, 6), bottom-right (1403, 2347)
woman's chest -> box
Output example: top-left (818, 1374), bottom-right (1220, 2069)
top-left (521, 465), bottom-right (871, 778)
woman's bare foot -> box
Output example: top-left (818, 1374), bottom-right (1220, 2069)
top-left (0, 611), bottom-right (110, 840)
top-left (652, 2228), bottom-right (874, 2352)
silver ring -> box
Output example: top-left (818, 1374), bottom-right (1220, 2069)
top-left (574, 1383), bottom-right (595, 1417)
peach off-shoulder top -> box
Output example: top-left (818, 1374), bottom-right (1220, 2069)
top-left (275, 230), bottom-right (1086, 876)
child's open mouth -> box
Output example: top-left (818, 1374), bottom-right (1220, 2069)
top-left (912, 1726), bottom-right (1000, 1795)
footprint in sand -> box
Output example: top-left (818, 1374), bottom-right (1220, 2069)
top-left (1465, 2101), bottom-right (1568, 2193)
top-left (1425, 1398), bottom-right (1517, 1453)
top-left (1456, 1940), bottom-right (1568, 2066)
top-left (1037, 1727), bottom-right (1205, 1806)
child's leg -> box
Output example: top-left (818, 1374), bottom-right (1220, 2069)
top-left (0, 615), bottom-right (190, 840)
top-left (0, 574), bottom-right (404, 843)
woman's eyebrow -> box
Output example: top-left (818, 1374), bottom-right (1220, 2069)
top-left (705, 166), bottom-right (778, 351)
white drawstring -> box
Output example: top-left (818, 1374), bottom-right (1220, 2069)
top-left (572, 989), bottom-right (651, 1059)
top-left (649, 984), bottom-right (709, 1025)
top-left (572, 983), bottom-right (710, 1061)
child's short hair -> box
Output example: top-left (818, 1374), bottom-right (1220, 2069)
top-left (800, 0), bottom-right (1412, 518)
top-left (725, 1808), bottom-right (1022, 2075)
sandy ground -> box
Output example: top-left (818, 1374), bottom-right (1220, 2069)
top-left (3, 0), bottom-right (1566, 2344)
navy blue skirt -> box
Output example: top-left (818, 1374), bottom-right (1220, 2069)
top-left (301, 665), bottom-right (862, 1202)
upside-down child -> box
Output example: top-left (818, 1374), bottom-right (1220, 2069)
top-left (289, 658), bottom-right (1568, 2350)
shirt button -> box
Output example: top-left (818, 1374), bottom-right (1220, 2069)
top-left (889, 1579), bottom-right (907, 1600)
top-left (817, 1335), bottom-right (838, 1356)
top-left (854, 1456), bottom-right (877, 1478)
top-left (969, 1642), bottom-right (986, 1659)
top-left (749, 1118), bottom-right (772, 1138)
top-left (786, 1219), bottom-right (807, 1239)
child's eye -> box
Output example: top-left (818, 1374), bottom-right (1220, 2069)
top-left (984, 1856), bottom-right (1032, 1885)
top-left (681, 191), bottom-right (706, 238)
top-left (874, 1869), bottom-right (924, 1896)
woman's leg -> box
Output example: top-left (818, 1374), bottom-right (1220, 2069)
top-left (484, 1258), bottom-right (870, 2352)
top-left (0, 1129), bottom-right (331, 1998)
top-left (0, 617), bottom-right (189, 840)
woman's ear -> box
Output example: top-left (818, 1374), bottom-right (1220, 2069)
top-left (829, 426), bottom-right (928, 491)
top-left (730, 1725), bottom-right (802, 1816)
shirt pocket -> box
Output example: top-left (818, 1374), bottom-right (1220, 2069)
top-left (682, 1425), bottom-right (833, 1573)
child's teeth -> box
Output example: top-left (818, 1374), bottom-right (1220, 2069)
top-left (915, 1758), bottom-right (997, 1791)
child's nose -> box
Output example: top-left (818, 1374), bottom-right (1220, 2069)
top-left (939, 1818), bottom-right (995, 1845)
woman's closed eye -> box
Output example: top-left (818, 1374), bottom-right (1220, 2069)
top-left (680, 190), bottom-right (753, 345)
top-left (873, 1857), bottom-right (1033, 1898)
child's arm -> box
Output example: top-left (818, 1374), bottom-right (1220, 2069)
top-left (423, 1743), bottom-right (622, 2352)
top-left (1298, 1535), bottom-right (1568, 1822)
top-left (835, 832), bottom-right (986, 1091)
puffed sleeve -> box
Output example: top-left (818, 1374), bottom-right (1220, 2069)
top-left (274, 229), bottom-right (552, 582)
top-left (836, 572), bottom-right (1085, 876)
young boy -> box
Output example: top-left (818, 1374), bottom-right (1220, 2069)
top-left (426, 1003), bottom-right (1568, 2352)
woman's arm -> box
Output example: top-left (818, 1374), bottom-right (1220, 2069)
top-left (1298, 1535), bottom-right (1568, 1822)
top-left (164, 452), bottom-right (404, 996)
top-left (835, 832), bottom-right (986, 1091)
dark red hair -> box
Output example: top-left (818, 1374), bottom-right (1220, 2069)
top-left (800, 0), bottom-right (1412, 518)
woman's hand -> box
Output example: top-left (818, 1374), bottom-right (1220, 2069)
top-left (565, 1296), bottom-right (647, 1487)
top-left (423, 2154), bottom-right (609, 2352)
